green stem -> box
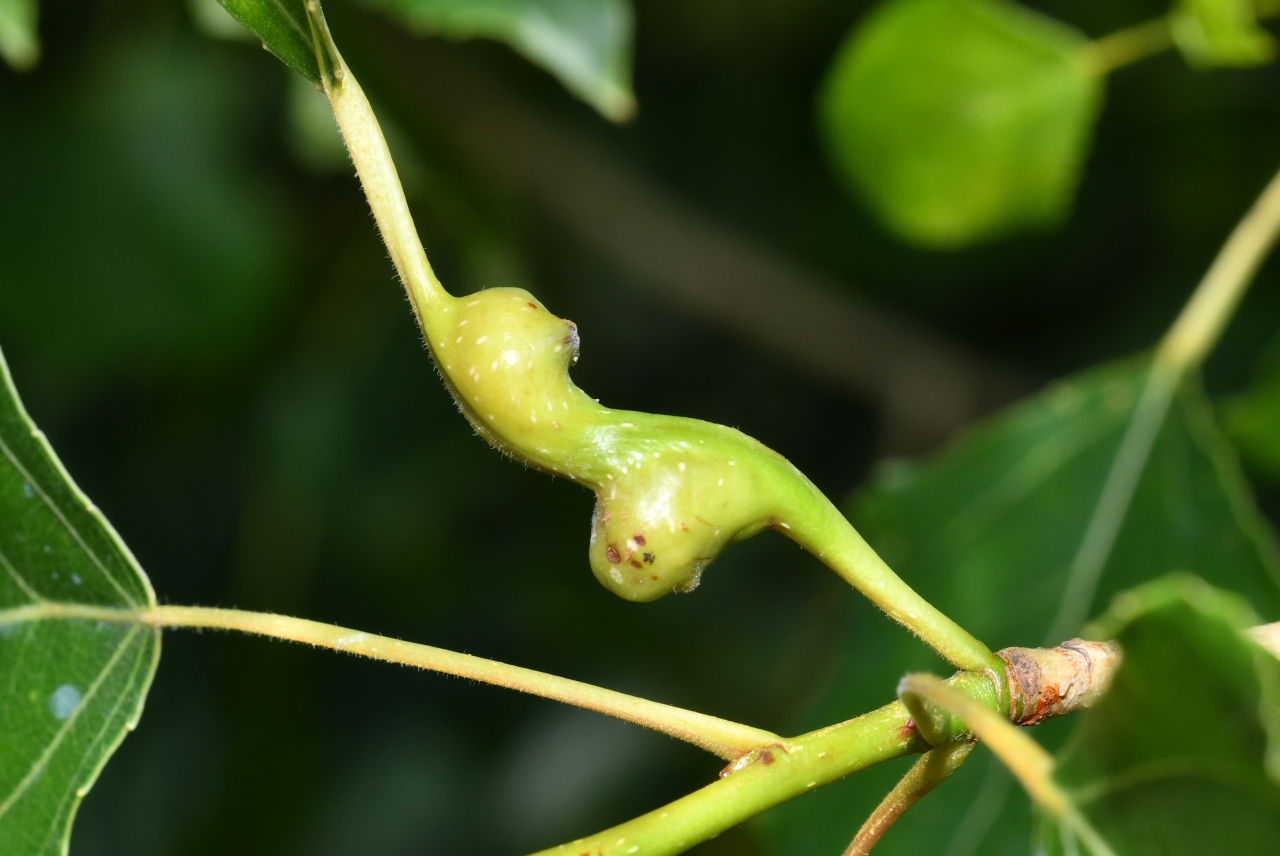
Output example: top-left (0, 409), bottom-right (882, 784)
top-left (1047, 161), bottom-right (1280, 640)
top-left (1082, 2), bottom-right (1280, 76)
top-left (845, 740), bottom-right (976, 856)
top-left (0, 602), bottom-right (779, 760)
top-left (531, 672), bottom-right (999, 856)
top-left (303, 0), bottom-right (997, 676)
top-left (898, 674), bottom-right (1117, 856)
top-left (1159, 162), bottom-right (1280, 370)
top-left (304, 0), bottom-right (449, 330)
top-left (796, 499), bottom-right (1005, 677)
top-left (1083, 18), bottom-right (1175, 77)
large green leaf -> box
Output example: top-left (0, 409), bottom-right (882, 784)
top-left (762, 358), bottom-right (1280, 854)
top-left (0, 0), bottom-right (37, 70)
top-left (0, 34), bottom-right (298, 394)
top-left (0, 346), bottom-right (160, 855)
top-left (1224, 378), bottom-right (1280, 481)
top-left (1223, 336), bottom-right (1280, 483)
top-left (1172, 0), bottom-right (1276, 68)
top-left (360, 0), bottom-right (635, 120)
top-left (853, 358), bottom-right (1280, 645)
top-left (1038, 574), bottom-right (1280, 855)
top-left (819, 0), bottom-right (1102, 248)
top-left (215, 0), bottom-right (320, 81)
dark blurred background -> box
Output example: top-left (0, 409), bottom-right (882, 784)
top-left (2, 0), bottom-right (1280, 853)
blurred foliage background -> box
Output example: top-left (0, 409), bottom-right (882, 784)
top-left (3, 0), bottom-right (1280, 853)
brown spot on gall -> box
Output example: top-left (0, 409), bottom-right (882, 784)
top-left (605, 545), bottom-right (621, 564)
top-left (633, 533), bottom-right (647, 546)
top-left (899, 719), bottom-right (917, 740)
top-left (629, 559), bottom-right (643, 569)
top-left (759, 750), bottom-right (774, 766)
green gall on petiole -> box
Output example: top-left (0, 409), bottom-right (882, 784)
top-left (304, 1), bottom-right (1003, 674)
top-left (420, 284), bottom-right (807, 602)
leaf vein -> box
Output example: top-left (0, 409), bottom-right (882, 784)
top-left (0, 626), bottom-right (142, 823)
top-left (33, 630), bottom-right (153, 856)
top-left (0, 545), bottom-right (46, 605)
top-left (0, 435), bottom-right (137, 608)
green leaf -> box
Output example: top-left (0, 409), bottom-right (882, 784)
top-left (0, 34), bottom-right (299, 392)
top-left (1171, 0), bottom-right (1276, 68)
top-left (0, 0), bottom-right (38, 71)
top-left (360, 0), bottom-right (635, 120)
top-left (0, 346), bottom-right (160, 855)
top-left (1222, 338), bottom-right (1280, 483)
top-left (819, 0), bottom-right (1102, 248)
top-left (853, 358), bottom-right (1280, 646)
top-left (1224, 376), bottom-right (1280, 481)
top-left (215, 0), bottom-right (320, 82)
top-left (762, 358), bottom-right (1280, 854)
top-left (1038, 574), bottom-right (1280, 855)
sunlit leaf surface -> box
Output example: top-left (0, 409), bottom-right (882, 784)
top-left (0, 0), bottom-right (38, 70)
top-left (819, 0), bottom-right (1100, 248)
top-left (0, 347), bottom-right (160, 856)
top-left (764, 358), bottom-right (1280, 853)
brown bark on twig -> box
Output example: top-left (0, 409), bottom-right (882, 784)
top-left (997, 640), bottom-right (1123, 725)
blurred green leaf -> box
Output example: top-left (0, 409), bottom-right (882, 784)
top-left (1172, 0), bottom-right (1275, 68)
top-left (0, 35), bottom-right (297, 396)
top-left (0, 345), bottom-right (160, 855)
top-left (852, 358), bottom-right (1280, 645)
top-left (215, 0), bottom-right (320, 81)
top-left (843, 358), bottom-right (1280, 679)
top-left (0, 0), bottom-right (38, 70)
top-left (763, 358), bottom-right (1280, 853)
top-left (819, 0), bottom-right (1102, 248)
top-left (1224, 378), bottom-right (1280, 481)
top-left (1036, 574), bottom-right (1280, 855)
top-left (360, 0), bottom-right (636, 120)
top-left (1223, 339), bottom-right (1280, 482)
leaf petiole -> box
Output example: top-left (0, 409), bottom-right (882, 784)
top-left (0, 601), bottom-right (780, 760)
top-left (896, 673), bottom-right (1117, 856)
top-left (1083, 2), bottom-right (1280, 76)
top-left (844, 739), bottom-right (976, 856)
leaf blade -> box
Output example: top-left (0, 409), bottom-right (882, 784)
top-left (0, 346), bottom-right (160, 856)
top-left (216, 0), bottom-right (320, 81)
top-left (1038, 574), bottom-right (1280, 855)
top-left (819, 0), bottom-right (1101, 248)
top-left (763, 358), bottom-right (1280, 853)
top-left (361, 0), bottom-right (636, 120)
